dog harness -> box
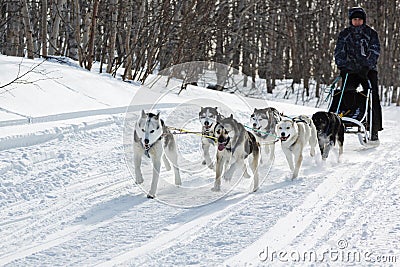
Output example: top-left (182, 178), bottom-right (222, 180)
top-left (287, 134), bottom-right (299, 152)
top-left (143, 136), bottom-right (162, 158)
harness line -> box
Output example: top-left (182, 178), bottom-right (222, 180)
top-left (167, 126), bottom-right (218, 141)
top-left (335, 72), bottom-right (349, 114)
top-left (243, 125), bottom-right (280, 145)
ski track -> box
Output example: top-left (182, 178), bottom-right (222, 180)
top-left (1, 111), bottom-right (399, 266)
top-left (226, 132), bottom-right (400, 266)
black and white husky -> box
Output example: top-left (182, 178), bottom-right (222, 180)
top-left (199, 107), bottom-right (221, 169)
top-left (134, 110), bottom-right (181, 198)
top-left (213, 115), bottom-right (260, 192)
top-left (250, 107), bottom-right (281, 162)
top-left (312, 111), bottom-right (345, 161)
top-left (276, 115), bottom-right (317, 179)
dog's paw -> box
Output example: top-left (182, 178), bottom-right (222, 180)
top-left (211, 186), bottom-right (220, 192)
top-left (202, 160), bottom-right (206, 165)
top-left (147, 194), bottom-right (155, 199)
top-left (135, 177), bottom-right (144, 184)
top-left (286, 172), bottom-right (298, 180)
top-left (252, 186), bottom-right (259, 192)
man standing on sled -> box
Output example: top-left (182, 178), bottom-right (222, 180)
top-left (334, 6), bottom-right (383, 143)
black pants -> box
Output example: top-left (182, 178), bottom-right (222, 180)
top-left (340, 70), bottom-right (383, 133)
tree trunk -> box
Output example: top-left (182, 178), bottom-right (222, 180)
top-left (40, 0), bottom-right (48, 57)
top-left (20, 0), bottom-right (34, 59)
top-left (48, 0), bottom-right (66, 55)
top-left (73, 0), bottom-right (82, 64)
top-left (6, 2), bottom-right (21, 56)
top-left (122, 0), bottom-right (133, 81)
top-left (106, 0), bottom-right (118, 74)
top-left (85, 0), bottom-right (99, 71)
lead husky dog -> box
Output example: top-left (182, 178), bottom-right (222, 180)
top-left (250, 107), bottom-right (281, 162)
top-left (276, 115), bottom-right (317, 179)
top-left (134, 110), bottom-right (181, 198)
top-left (213, 114), bottom-right (260, 192)
top-left (199, 107), bottom-right (221, 169)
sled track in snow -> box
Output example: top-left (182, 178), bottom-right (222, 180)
top-left (228, 138), bottom-right (399, 265)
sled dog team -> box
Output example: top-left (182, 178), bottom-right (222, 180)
top-left (134, 108), bottom-right (345, 198)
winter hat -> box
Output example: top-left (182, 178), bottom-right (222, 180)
top-left (349, 7), bottom-right (366, 22)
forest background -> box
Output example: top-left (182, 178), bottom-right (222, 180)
top-left (1, 0), bottom-right (399, 105)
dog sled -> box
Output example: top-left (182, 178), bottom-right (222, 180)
top-left (327, 76), bottom-right (375, 147)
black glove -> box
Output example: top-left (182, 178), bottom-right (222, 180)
top-left (358, 66), bottom-right (369, 81)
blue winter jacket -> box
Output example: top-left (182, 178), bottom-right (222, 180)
top-left (334, 24), bottom-right (380, 72)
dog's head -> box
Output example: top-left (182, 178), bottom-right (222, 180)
top-left (312, 112), bottom-right (330, 134)
top-left (199, 107), bottom-right (219, 131)
top-left (276, 119), bottom-right (298, 142)
top-left (214, 123), bottom-right (230, 151)
top-left (250, 107), bottom-right (280, 131)
top-left (215, 114), bottom-right (238, 151)
top-left (135, 110), bottom-right (163, 149)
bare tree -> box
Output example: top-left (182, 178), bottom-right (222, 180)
top-left (106, 0), bottom-right (118, 73)
top-left (20, 0), bottom-right (34, 59)
top-left (0, 59), bottom-right (57, 94)
top-left (84, 0), bottom-right (99, 70)
top-left (41, 0), bottom-right (48, 57)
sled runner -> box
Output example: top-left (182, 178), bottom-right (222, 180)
top-left (327, 76), bottom-right (375, 147)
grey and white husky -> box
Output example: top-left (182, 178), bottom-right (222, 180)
top-left (213, 114), bottom-right (260, 192)
top-left (199, 107), bottom-right (221, 169)
top-left (276, 115), bottom-right (317, 179)
top-left (134, 110), bottom-right (181, 198)
top-left (250, 107), bottom-right (281, 162)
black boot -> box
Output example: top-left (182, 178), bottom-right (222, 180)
top-left (369, 131), bottom-right (380, 146)
top-left (371, 131), bottom-right (379, 141)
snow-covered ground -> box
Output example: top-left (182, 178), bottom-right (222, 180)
top-left (0, 55), bottom-right (399, 266)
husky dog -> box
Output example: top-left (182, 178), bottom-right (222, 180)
top-left (312, 111), bottom-right (345, 161)
top-left (276, 115), bottom-right (317, 179)
top-left (199, 107), bottom-right (221, 169)
top-left (213, 114), bottom-right (260, 192)
top-left (250, 107), bottom-right (281, 161)
top-left (134, 110), bottom-right (181, 198)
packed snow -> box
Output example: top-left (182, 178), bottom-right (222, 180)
top-left (0, 55), bottom-right (399, 266)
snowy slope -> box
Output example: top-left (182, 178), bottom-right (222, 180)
top-left (0, 55), bottom-right (399, 266)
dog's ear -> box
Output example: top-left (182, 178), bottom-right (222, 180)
top-left (215, 107), bottom-right (218, 110)
top-left (200, 107), bottom-right (204, 112)
top-left (230, 114), bottom-right (233, 119)
top-left (141, 110), bottom-right (146, 118)
top-left (254, 108), bottom-right (258, 112)
top-left (155, 112), bottom-right (160, 120)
